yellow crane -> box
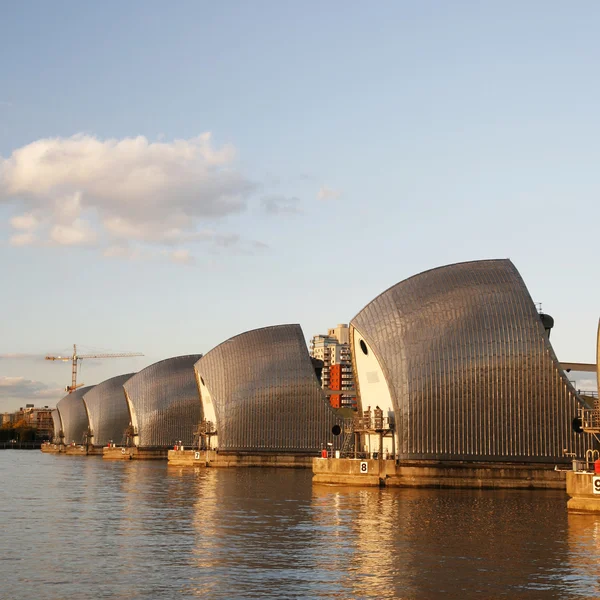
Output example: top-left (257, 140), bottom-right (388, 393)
top-left (45, 344), bottom-right (144, 393)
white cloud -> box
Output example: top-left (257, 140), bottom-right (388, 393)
top-left (10, 212), bottom-right (38, 230)
top-left (261, 195), bottom-right (302, 215)
top-left (103, 244), bottom-right (143, 260)
top-left (0, 133), bottom-right (259, 259)
top-left (317, 185), bottom-right (342, 201)
top-left (0, 376), bottom-right (63, 407)
top-left (9, 231), bottom-right (37, 246)
top-left (50, 218), bottom-right (97, 246)
top-left (168, 249), bottom-right (194, 265)
top-left (0, 376), bottom-right (29, 387)
top-left (574, 376), bottom-right (598, 394)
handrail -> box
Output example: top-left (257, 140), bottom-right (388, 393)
top-left (579, 407), bottom-right (600, 431)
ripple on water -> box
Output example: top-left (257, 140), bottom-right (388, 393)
top-left (0, 453), bottom-right (598, 599)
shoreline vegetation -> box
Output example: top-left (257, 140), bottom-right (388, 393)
top-left (0, 420), bottom-right (47, 444)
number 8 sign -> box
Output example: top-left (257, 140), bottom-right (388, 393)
top-left (593, 477), bottom-right (600, 495)
top-left (360, 461), bottom-right (368, 474)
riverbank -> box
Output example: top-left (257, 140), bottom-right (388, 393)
top-left (0, 441), bottom-right (43, 450)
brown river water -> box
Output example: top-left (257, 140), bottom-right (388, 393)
top-left (1, 452), bottom-right (599, 599)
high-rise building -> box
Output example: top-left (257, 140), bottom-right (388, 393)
top-left (310, 324), bottom-right (357, 409)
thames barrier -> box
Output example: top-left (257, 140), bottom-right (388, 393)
top-left (39, 259), bottom-right (599, 497)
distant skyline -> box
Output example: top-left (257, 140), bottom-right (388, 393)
top-left (1, 1), bottom-right (598, 410)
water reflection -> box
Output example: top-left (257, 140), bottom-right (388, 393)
top-left (567, 513), bottom-right (600, 598)
top-left (183, 468), bottom-right (345, 598)
top-left (312, 485), bottom-right (582, 599)
top-left (1, 453), bottom-right (599, 599)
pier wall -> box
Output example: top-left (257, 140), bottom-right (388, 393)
top-left (168, 449), bottom-right (314, 468)
top-left (103, 447), bottom-right (169, 460)
top-left (64, 445), bottom-right (103, 456)
top-left (566, 471), bottom-right (600, 512)
top-left (313, 458), bottom-right (567, 489)
top-left (41, 443), bottom-right (64, 454)
top-left (41, 443), bottom-right (102, 455)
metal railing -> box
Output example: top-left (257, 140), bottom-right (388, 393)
top-left (572, 449), bottom-right (600, 472)
top-left (579, 408), bottom-right (600, 432)
top-left (353, 414), bottom-right (395, 432)
top-left (320, 450), bottom-right (397, 460)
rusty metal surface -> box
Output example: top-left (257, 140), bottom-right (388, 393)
top-left (82, 373), bottom-right (135, 446)
top-left (195, 324), bottom-right (343, 452)
top-left (351, 259), bottom-right (592, 463)
top-left (56, 386), bottom-right (94, 445)
top-left (123, 356), bottom-right (202, 447)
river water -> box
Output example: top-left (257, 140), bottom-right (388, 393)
top-left (1, 452), bottom-right (600, 599)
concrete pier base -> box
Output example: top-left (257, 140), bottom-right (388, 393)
top-left (168, 449), bottom-right (314, 468)
top-left (103, 446), bottom-right (169, 460)
top-left (41, 443), bottom-right (64, 454)
top-left (41, 443), bottom-right (102, 456)
top-left (61, 445), bottom-right (103, 456)
top-left (313, 458), bottom-right (568, 489)
top-left (566, 471), bottom-right (600, 512)
top-left (85, 446), bottom-right (103, 456)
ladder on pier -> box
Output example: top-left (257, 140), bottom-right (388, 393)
top-left (340, 418), bottom-right (355, 456)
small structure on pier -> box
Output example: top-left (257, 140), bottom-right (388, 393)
top-left (349, 407), bottom-right (395, 459)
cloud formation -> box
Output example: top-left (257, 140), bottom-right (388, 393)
top-left (0, 353), bottom-right (42, 360)
top-left (168, 248), bottom-right (195, 265)
top-left (0, 133), bottom-right (260, 260)
top-left (260, 194), bottom-right (302, 215)
top-left (0, 376), bottom-right (63, 407)
top-left (317, 185), bottom-right (342, 201)
top-left (574, 376), bottom-right (598, 393)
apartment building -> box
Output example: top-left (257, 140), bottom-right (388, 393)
top-left (310, 324), bottom-right (357, 409)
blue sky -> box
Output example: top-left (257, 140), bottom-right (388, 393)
top-left (1, 1), bottom-right (598, 409)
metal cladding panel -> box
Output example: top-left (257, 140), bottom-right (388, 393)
top-left (351, 259), bottom-right (592, 463)
top-left (82, 373), bottom-right (135, 446)
top-left (51, 409), bottom-right (62, 442)
top-left (56, 386), bottom-right (94, 445)
top-left (123, 355), bottom-right (202, 447)
top-left (195, 324), bottom-right (344, 452)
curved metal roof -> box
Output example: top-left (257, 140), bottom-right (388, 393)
top-left (56, 386), bottom-right (94, 445)
top-left (83, 373), bottom-right (135, 446)
top-left (351, 259), bottom-right (591, 462)
top-left (51, 409), bottom-right (62, 443)
top-left (195, 324), bottom-right (344, 453)
top-left (123, 355), bottom-right (202, 447)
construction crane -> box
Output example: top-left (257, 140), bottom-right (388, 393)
top-left (45, 344), bottom-right (144, 393)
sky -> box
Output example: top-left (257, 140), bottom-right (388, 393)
top-left (0, 1), bottom-right (598, 410)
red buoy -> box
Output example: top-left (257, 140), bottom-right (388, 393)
top-left (594, 459), bottom-right (600, 474)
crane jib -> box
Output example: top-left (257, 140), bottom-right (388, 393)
top-left (45, 344), bottom-right (143, 393)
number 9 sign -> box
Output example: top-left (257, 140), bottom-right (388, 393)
top-left (593, 476), bottom-right (600, 495)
